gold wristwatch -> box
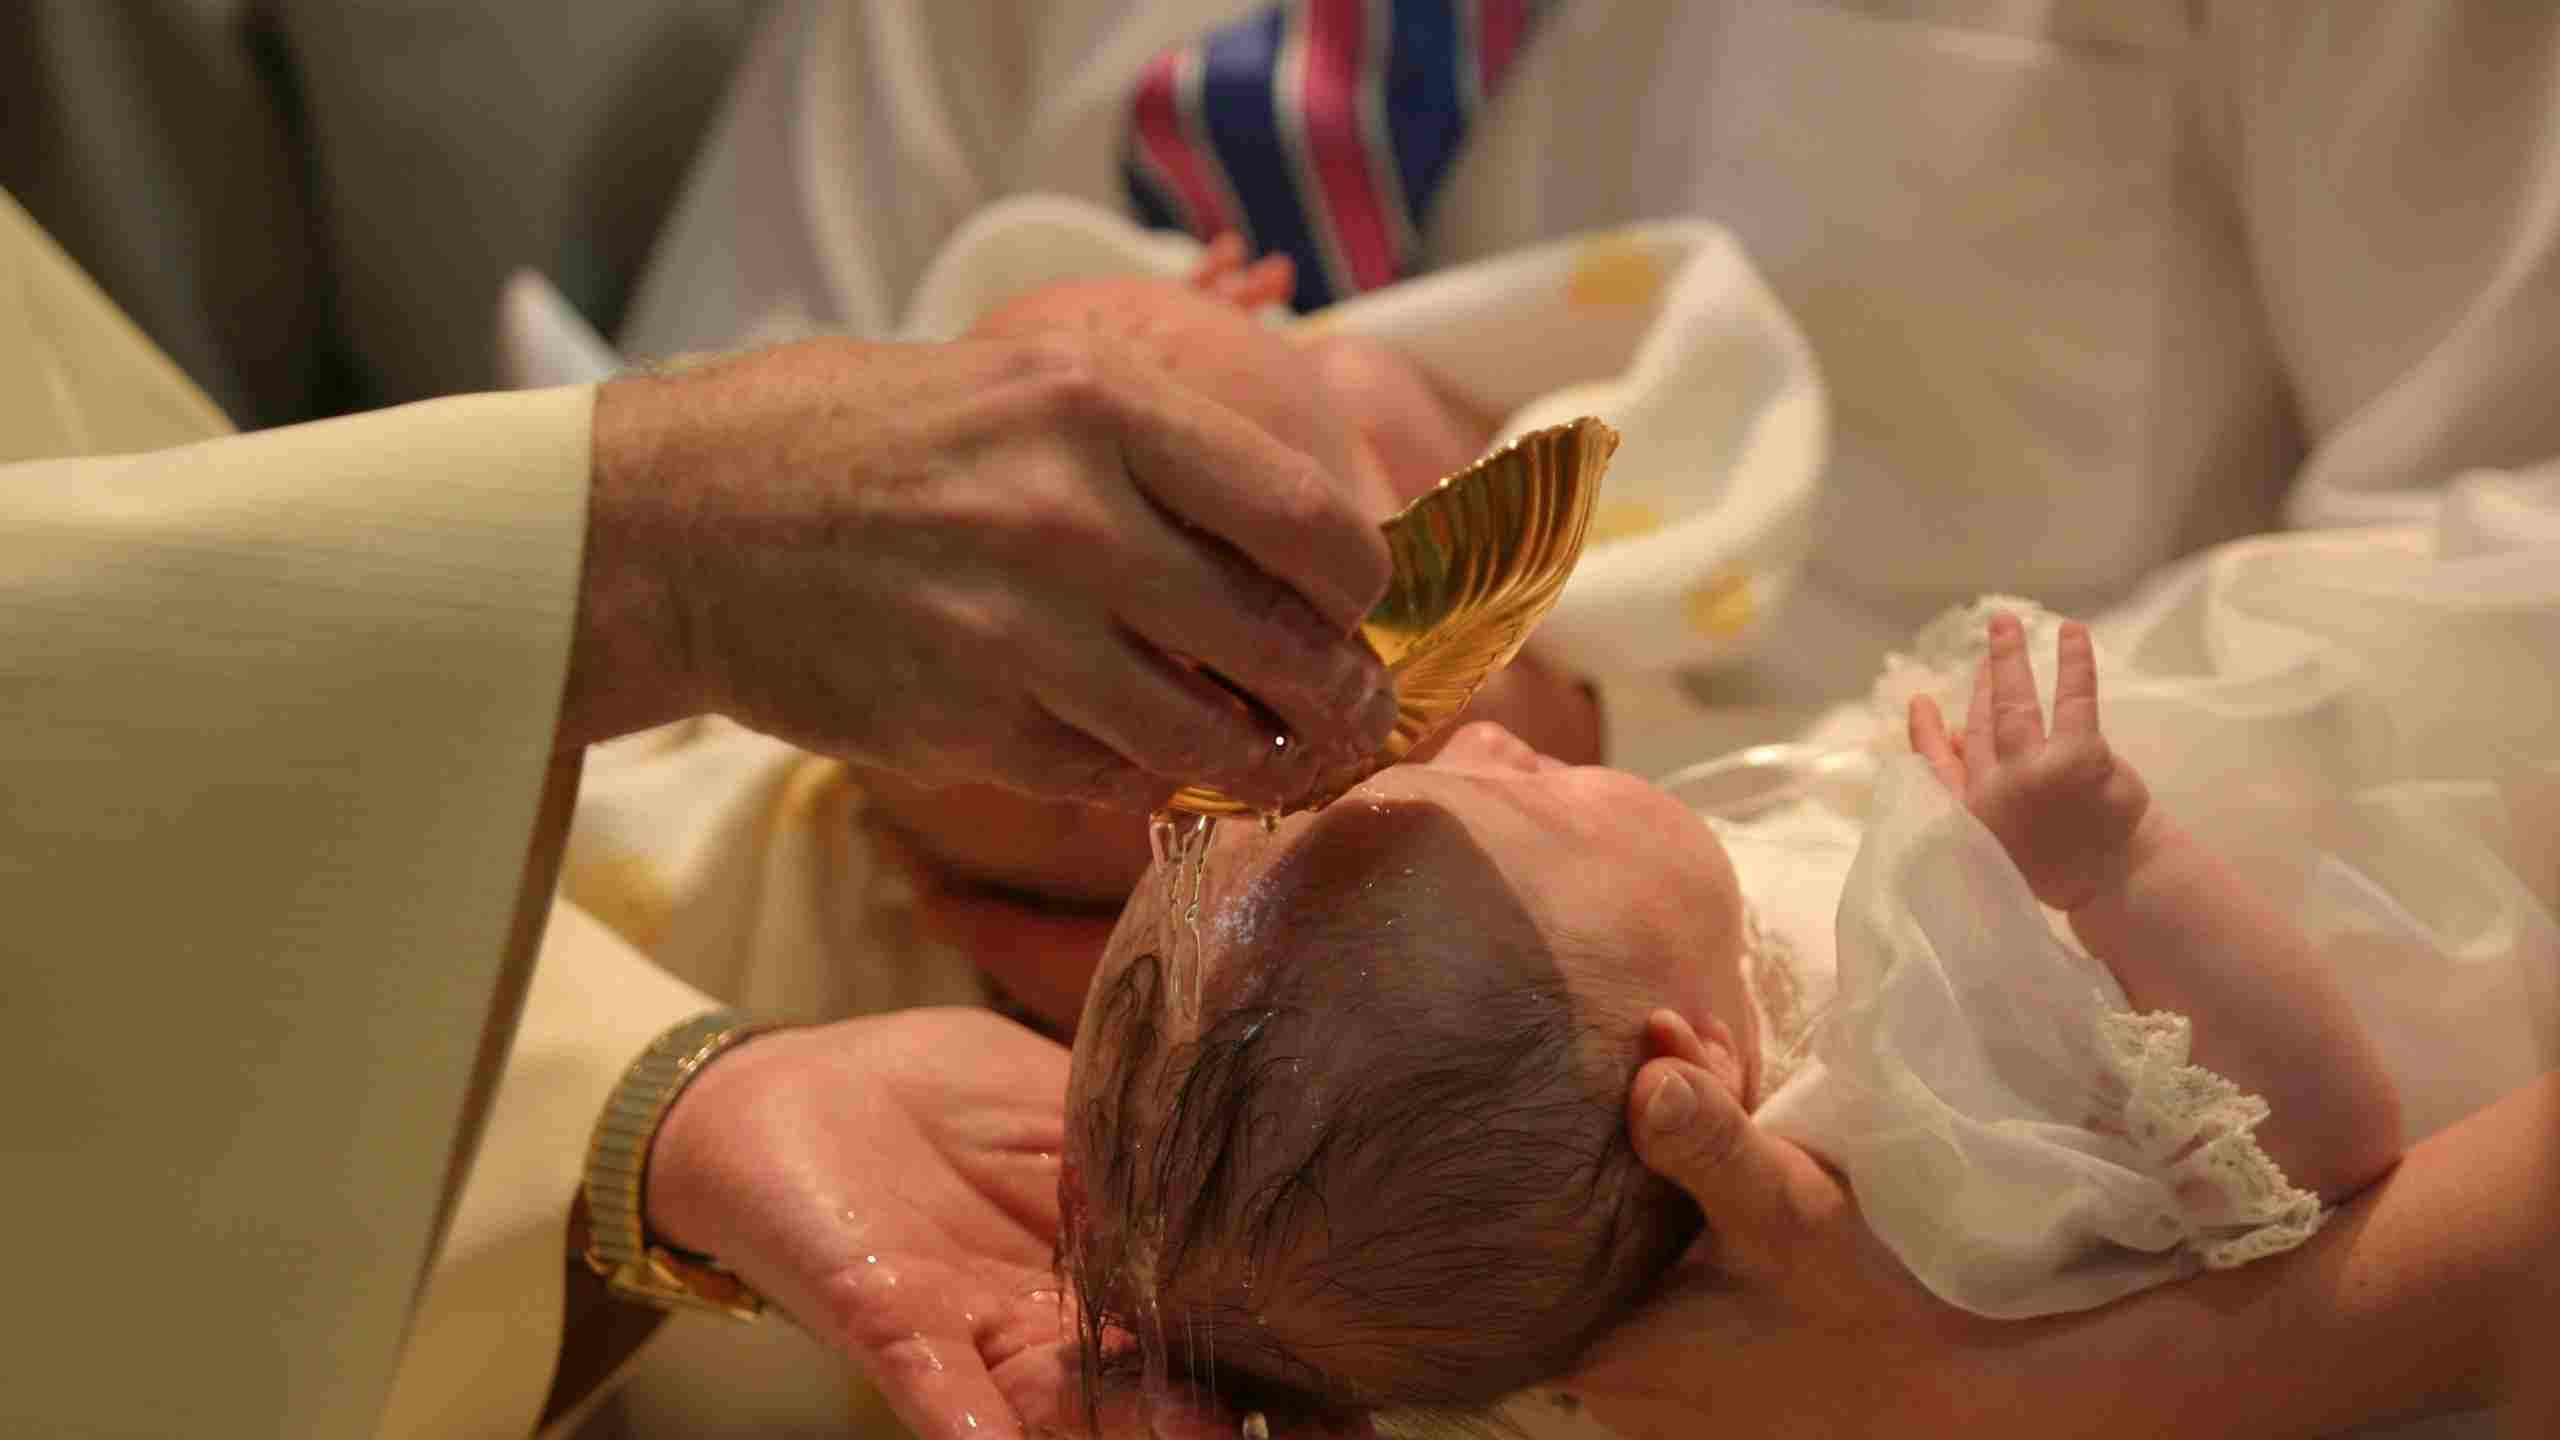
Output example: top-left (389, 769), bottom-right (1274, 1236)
top-left (579, 1009), bottom-right (784, 1320)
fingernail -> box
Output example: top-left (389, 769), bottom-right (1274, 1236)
top-left (1644, 1071), bottom-right (1697, 1135)
top-left (1329, 644), bottom-right (1376, 709)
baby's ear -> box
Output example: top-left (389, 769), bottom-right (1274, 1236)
top-left (1644, 1010), bottom-right (1748, 1113)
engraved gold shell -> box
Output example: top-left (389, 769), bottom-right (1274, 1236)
top-left (1168, 416), bottom-right (1616, 817)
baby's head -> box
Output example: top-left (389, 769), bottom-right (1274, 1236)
top-left (1061, 723), bottom-right (1756, 1426)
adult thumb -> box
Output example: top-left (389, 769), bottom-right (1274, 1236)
top-left (1628, 1055), bottom-right (1805, 1270)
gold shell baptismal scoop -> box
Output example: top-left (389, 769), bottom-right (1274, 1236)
top-left (1167, 416), bottom-right (1617, 818)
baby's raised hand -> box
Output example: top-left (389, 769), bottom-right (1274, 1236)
top-left (1907, 612), bottom-right (2154, 912)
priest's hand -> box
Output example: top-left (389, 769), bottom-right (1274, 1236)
top-left (569, 336), bottom-right (1398, 814)
top-left (639, 1008), bottom-right (1239, 1440)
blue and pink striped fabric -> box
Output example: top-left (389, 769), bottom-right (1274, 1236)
top-left (1123, 0), bottom-right (1550, 312)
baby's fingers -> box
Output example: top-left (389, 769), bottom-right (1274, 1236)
top-left (2050, 621), bottom-right (2102, 737)
top-left (1908, 694), bottom-right (1967, 794)
top-left (1985, 611), bottom-right (2047, 759)
top-left (1962, 655), bottom-right (1998, 781)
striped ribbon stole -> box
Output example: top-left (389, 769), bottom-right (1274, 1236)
top-left (1122, 0), bottom-right (1552, 312)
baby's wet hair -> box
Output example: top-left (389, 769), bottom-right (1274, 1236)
top-left (1060, 809), bottom-right (1700, 1431)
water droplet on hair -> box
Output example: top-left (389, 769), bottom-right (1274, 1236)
top-left (1148, 808), bottom-right (1220, 1023)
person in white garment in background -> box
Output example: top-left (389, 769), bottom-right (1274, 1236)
top-left (0, 183), bottom-right (1414, 1440)
top-left (520, 2), bottom-right (2559, 1436)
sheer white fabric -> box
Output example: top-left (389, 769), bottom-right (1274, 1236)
top-left (1716, 472), bottom-right (2560, 1318)
top-left (1737, 760), bottom-right (2322, 1317)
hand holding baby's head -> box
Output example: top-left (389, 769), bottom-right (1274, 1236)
top-left (1061, 724), bottom-right (1755, 1426)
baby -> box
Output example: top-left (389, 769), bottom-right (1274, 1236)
top-left (859, 242), bottom-right (1598, 1005)
top-left (1058, 611), bottom-right (2404, 1427)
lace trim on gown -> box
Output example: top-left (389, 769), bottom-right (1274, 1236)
top-left (2089, 1004), bottom-right (2326, 1268)
top-left (1741, 901), bottom-right (1821, 1097)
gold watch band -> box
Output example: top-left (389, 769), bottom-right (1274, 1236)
top-left (580, 1009), bottom-right (784, 1320)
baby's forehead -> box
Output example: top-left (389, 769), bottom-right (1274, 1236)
top-left (1078, 802), bottom-right (1576, 1062)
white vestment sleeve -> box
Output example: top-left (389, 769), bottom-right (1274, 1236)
top-left (3, 183), bottom-right (593, 1435)
top-left (375, 902), bottom-right (715, 1440)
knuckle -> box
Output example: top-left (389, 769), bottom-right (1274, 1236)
top-left (1008, 334), bottom-right (1117, 421)
top-left (1002, 717), bottom-right (1106, 799)
top-left (1013, 483), bottom-right (1109, 556)
top-left (1140, 722), bottom-right (1217, 783)
top-left (2049, 736), bottom-right (2116, 788)
top-left (1065, 750), bottom-right (1134, 802)
top-left (1241, 611), bottom-right (1327, 695)
top-left (975, 454), bottom-right (1113, 556)
top-left (937, 590), bottom-right (1016, 654)
top-left (1272, 459), bottom-right (1353, 539)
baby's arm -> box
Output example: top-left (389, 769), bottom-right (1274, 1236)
top-left (1908, 612), bottom-right (2401, 1201)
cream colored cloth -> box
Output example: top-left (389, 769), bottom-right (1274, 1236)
top-left (0, 187), bottom-right (714, 1440)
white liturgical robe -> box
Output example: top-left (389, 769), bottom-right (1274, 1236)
top-left (0, 189), bottom-right (715, 1440)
